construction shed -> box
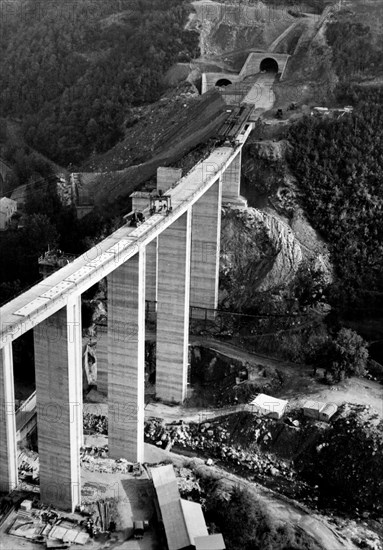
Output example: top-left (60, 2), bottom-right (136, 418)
top-left (302, 400), bottom-right (325, 419)
top-left (150, 465), bottom-right (226, 550)
top-left (249, 393), bottom-right (288, 419)
top-left (318, 402), bottom-right (338, 422)
top-left (302, 400), bottom-right (338, 422)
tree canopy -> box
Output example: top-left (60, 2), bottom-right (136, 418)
top-left (0, 0), bottom-right (199, 166)
top-left (287, 86), bottom-right (383, 316)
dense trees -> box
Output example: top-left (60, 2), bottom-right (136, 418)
top-left (0, 0), bottom-right (199, 166)
top-left (325, 20), bottom-right (383, 81)
top-left (287, 86), bottom-right (383, 314)
top-left (312, 328), bottom-right (369, 382)
top-left (298, 405), bottom-right (383, 516)
top-left (327, 328), bottom-right (368, 381)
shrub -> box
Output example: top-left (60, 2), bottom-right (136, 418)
top-left (326, 328), bottom-right (368, 381)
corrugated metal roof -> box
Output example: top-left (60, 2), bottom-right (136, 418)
top-left (151, 465), bottom-right (226, 550)
top-left (181, 499), bottom-right (208, 542)
top-left (195, 534), bottom-right (226, 550)
top-left (151, 465), bottom-right (190, 550)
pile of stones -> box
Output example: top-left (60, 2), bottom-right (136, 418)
top-left (144, 418), bottom-right (294, 479)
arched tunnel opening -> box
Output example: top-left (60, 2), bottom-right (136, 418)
top-left (215, 78), bottom-right (232, 87)
top-left (260, 58), bottom-right (279, 73)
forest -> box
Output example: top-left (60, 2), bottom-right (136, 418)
top-left (287, 85), bottom-right (383, 316)
top-left (325, 19), bottom-right (383, 81)
top-left (0, 0), bottom-right (199, 166)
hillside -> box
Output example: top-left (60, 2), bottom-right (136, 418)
top-left (0, 0), bottom-right (200, 167)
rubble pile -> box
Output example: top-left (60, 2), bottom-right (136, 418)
top-left (144, 417), bottom-right (294, 480)
top-left (80, 446), bottom-right (143, 476)
top-left (83, 413), bottom-right (108, 435)
top-left (175, 467), bottom-right (203, 499)
top-left (18, 449), bottom-right (39, 483)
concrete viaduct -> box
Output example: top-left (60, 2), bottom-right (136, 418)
top-left (0, 123), bottom-right (253, 512)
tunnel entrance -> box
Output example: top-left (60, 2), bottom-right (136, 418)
top-left (260, 58), bottom-right (279, 73)
top-left (215, 78), bottom-right (232, 87)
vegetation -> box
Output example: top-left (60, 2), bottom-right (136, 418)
top-left (325, 20), bottom-right (383, 81)
top-left (0, 180), bottom-right (117, 304)
top-left (205, 485), bottom-right (321, 550)
top-left (326, 328), bottom-right (368, 381)
top-left (287, 86), bottom-right (383, 316)
top-left (0, 0), bottom-right (199, 166)
top-left (310, 328), bottom-right (368, 382)
top-left (298, 405), bottom-right (383, 516)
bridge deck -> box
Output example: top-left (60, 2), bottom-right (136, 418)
top-left (0, 139), bottom-right (252, 347)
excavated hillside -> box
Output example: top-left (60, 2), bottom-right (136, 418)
top-left (190, 0), bottom-right (298, 58)
top-left (220, 137), bottom-right (333, 311)
top-left (221, 206), bottom-right (303, 303)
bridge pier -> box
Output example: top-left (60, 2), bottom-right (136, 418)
top-left (146, 238), bottom-right (157, 303)
top-left (107, 250), bottom-right (145, 462)
top-left (156, 210), bottom-right (191, 403)
top-left (0, 342), bottom-right (18, 493)
top-left (34, 296), bottom-right (82, 512)
top-left (221, 150), bottom-right (243, 204)
top-left (96, 322), bottom-right (108, 395)
top-left (190, 178), bottom-right (222, 318)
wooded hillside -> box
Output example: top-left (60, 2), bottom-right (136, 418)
top-left (0, 0), bottom-right (199, 166)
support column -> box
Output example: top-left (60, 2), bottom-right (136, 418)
top-left (221, 150), bottom-right (241, 202)
top-left (107, 249), bottom-right (145, 462)
top-left (96, 322), bottom-right (108, 396)
top-left (145, 238), bottom-right (157, 303)
top-left (190, 179), bottom-right (222, 318)
top-left (0, 342), bottom-right (18, 493)
top-left (156, 209), bottom-right (191, 403)
top-left (34, 297), bottom-right (82, 512)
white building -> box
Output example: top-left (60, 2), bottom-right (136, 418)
top-left (0, 197), bottom-right (17, 230)
top-left (249, 393), bottom-right (288, 419)
top-left (302, 400), bottom-right (338, 422)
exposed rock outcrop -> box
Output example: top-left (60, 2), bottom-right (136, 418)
top-left (221, 206), bottom-right (303, 307)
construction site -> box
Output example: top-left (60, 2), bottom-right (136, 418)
top-left (1, 1), bottom-right (383, 550)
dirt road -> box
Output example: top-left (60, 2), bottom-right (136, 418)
top-left (243, 72), bottom-right (276, 110)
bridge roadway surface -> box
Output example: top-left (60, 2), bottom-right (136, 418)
top-left (0, 134), bottom-right (250, 348)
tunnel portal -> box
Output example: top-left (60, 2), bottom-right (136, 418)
top-left (260, 58), bottom-right (279, 73)
top-left (215, 78), bottom-right (232, 87)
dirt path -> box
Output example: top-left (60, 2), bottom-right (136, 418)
top-left (191, 337), bottom-right (383, 416)
top-left (242, 72), bottom-right (276, 109)
top-left (269, 20), bottom-right (301, 52)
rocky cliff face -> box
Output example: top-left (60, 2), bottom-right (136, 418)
top-left (220, 139), bottom-right (333, 311)
top-left (221, 206), bottom-right (303, 301)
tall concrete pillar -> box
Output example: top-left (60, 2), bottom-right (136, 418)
top-left (146, 238), bottom-right (157, 303)
top-left (107, 249), bottom-right (145, 462)
top-left (190, 179), bottom-right (222, 318)
top-left (34, 296), bottom-right (82, 512)
top-left (222, 150), bottom-right (241, 201)
top-left (156, 209), bottom-right (191, 403)
top-left (0, 342), bottom-right (18, 493)
top-left (96, 322), bottom-right (108, 395)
